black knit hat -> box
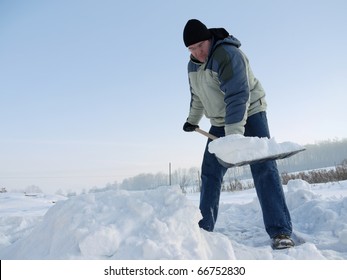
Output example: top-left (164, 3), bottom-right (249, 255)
top-left (183, 19), bottom-right (212, 47)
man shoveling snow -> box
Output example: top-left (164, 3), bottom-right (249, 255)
top-left (182, 19), bottom-right (296, 249)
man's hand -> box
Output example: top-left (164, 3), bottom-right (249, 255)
top-left (183, 122), bottom-right (199, 132)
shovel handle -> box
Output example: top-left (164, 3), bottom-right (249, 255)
top-left (195, 128), bottom-right (218, 140)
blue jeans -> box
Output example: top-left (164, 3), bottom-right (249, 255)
top-left (199, 112), bottom-right (292, 238)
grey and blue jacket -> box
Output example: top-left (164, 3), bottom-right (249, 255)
top-left (186, 28), bottom-right (267, 135)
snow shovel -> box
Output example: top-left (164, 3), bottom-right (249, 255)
top-left (195, 128), bottom-right (305, 168)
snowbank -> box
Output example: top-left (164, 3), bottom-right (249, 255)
top-left (286, 180), bottom-right (347, 254)
top-left (0, 186), bottom-right (235, 260)
top-left (1, 180), bottom-right (347, 260)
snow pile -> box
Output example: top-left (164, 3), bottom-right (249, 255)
top-left (214, 179), bottom-right (347, 259)
top-left (0, 186), bottom-right (235, 260)
top-left (208, 134), bottom-right (304, 164)
top-left (286, 180), bottom-right (347, 254)
top-left (1, 179), bottom-right (347, 260)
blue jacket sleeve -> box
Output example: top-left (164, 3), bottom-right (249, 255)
top-left (214, 46), bottom-right (250, 134)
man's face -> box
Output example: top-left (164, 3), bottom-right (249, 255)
top-left (188, 40), bottom-right (210, 63)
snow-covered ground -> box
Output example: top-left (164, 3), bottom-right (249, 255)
top-left (1, 179), bottom-right (347, 260)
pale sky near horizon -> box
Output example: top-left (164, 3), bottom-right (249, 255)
top-left (1, 0), bottom-right (346, 193)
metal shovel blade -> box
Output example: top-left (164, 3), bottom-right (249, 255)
top-left (194, 128), bottom-right (305, 168)
top-left (217, 148), bottom-right (306, 168)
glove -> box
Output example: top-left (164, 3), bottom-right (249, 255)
top-left (183, 122), bottom-right (199, 132)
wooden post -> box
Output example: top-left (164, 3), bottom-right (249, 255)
top-left (169, 162), bottom-right (172, 186)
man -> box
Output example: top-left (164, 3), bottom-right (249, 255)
top-left (182, 19), bottom-right (294, 249)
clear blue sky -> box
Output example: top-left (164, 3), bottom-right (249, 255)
top-left (1, 0), bottom-right (346, 193)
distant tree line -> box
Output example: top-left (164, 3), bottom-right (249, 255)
top-left (281, 161), bottom-right (347, 184)
top-left (278, 138), bottom-right (347, 172)
top-left (94, 167), bottom-right (201, 193)
top-left (94, 138), bottom-right (347, 193)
